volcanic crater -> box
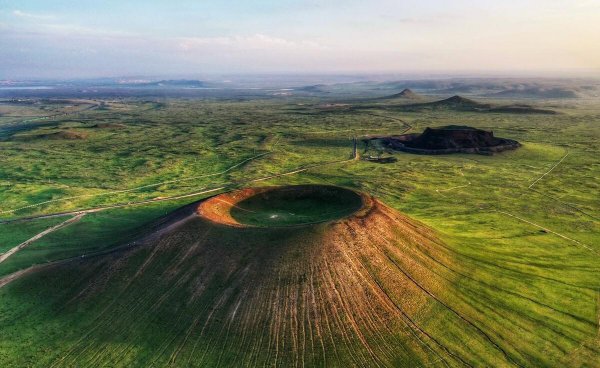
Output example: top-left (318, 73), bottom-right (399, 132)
top-left (198, 185), bottom-right (367, 227)
top-left (5, 185), bottom-right (510, 366)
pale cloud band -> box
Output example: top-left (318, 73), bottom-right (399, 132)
top-left (1, 1), bottom-right (599, 78)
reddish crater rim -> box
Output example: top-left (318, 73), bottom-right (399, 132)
top-left (197, 185), bottom-right (373, 228)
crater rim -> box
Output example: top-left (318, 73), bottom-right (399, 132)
top-left (197, 184), bottom-right (370, 228)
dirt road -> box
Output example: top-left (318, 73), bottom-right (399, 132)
top-left (528, 151), bottom-right (569, 189)
top-left (495, 210), bottom-right (597, 255)
top-left (0, 213), bottom-right (85, 265)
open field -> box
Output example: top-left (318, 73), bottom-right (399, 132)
top-left (0, 89), bottom-right (598, 367)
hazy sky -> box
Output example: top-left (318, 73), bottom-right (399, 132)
top-left (1, 0), bottom-right (600, 79)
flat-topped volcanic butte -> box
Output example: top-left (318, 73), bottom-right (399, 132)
top-left (0, 184), bottom-right (523, 366)
top-left (372, 125), bottom-right (521, 155)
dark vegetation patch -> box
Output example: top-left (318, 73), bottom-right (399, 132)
top-left (27, 130), bottom-right (89, 140)
top-left (488, 105), bottom-right (559, 114)
top-left (315, 103), bottom-right (352, 110)
top-left (0, 99), bottom-right (78, 105)
top-left (292, 137), bottom-right (353, 148)
top-left (42, 131), bottom-right (88, 140)
top-left (0, 122), bottom-right (61, 140)
top-left (90, 123), bottom-right (126, 129)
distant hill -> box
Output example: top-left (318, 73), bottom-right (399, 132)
top-left (381, 88), bottom-right (425, 100)
top-left (400, 95), bottom-right (491, 111)
top-left (399, 95), bottom-right (557, 114)
top-left (295, 84), bottom-right (327, 93)
top-left (489, 87), bottom-right (579, 99)
top-left (426, 95), bottom-right (491, 109)
top-left (488, 104), bottom-right (558, 114)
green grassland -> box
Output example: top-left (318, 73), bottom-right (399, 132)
top-left (0, 217), bottom-right (67, 254)
top-left (0, 95), bottom-right (598, 367)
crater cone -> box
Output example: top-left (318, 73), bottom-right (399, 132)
top-left (5, 186), bottom-right (510, 367)
top-left (198, 185), bottom-right (367, 227)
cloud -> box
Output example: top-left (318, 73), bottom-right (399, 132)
top-left (1, 23), bottom-right (333, 77)
top-left (576, 0), bottom-right (600, 7)
top-left (12, 10), bottom-right (55, 20)
top-left (2, 2), bottom-right (598, 78)
top-left (178, 34), bottom-right (326, 52)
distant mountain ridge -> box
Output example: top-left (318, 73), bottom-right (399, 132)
top-left (488, 87), bottom-right (579, 99)
top-left (295, 84), bottom-right (327, 92)
top-left (119, 79), bottom-right (208, 88)
top-left (399, 95), bottom-right (557, 114)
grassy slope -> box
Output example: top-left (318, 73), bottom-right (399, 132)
top-left (0, 200), bottom-right (192, 277)
top-left (0, 217), bottom-right (67, 254)
top-left (0, 205), bottom-right (477, 367)
top-left (0, 97), bottom-right (598, 367)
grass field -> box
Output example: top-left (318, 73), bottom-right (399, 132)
top-left (0, 94), bottom-right (598, 367)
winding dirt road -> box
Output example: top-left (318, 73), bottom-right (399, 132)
top-left (0, 213), bottom-right (85, 265)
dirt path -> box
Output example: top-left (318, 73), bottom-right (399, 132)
top-left (434, 167), bottom-right (472, 196)
top-left (432, 159), bottom-right (596, 255)
top-left (362, 113), bottom-right (413, 135)
top-left (528, 151), bottom-right (569, 189)
top-left (495, 210), bottom-right (597, 255)
top-left (1, 187), bottom-right (228, 224)
top-left (525, 149), bottom-right (599, 222)
top-left (0, 213), bottom-right (85, 265)
top-left (0, 267), bottom-right (37, 288)
top-left (435, 183), bottom-right (472, 195)
top-left (0, 207), bottom-right (200, 289)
